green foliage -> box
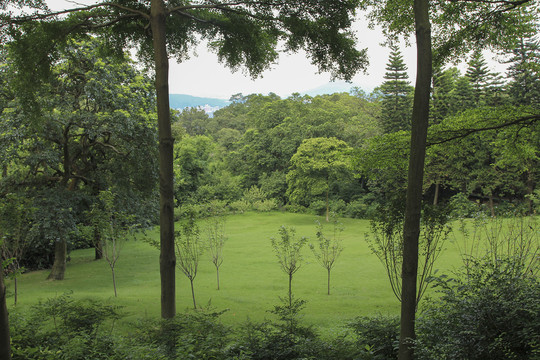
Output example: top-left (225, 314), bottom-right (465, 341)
top-left (287, 137), bottom-right (353, 218)
top-left (131, 308), bottom-right (232, 360)
top-left (10, 293), bottom-right (124, 360)
top-left (348, 315), bottom-right (399, 360)
top-left (417, 259), bottom-right (540, 360)
top-left (449, 192), bottom-right (479, 218)
top-left (367, 201), bottom-right (451, 305)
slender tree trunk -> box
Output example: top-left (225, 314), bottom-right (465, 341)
top-left (190, 279), bottom-right (196, 309)
top-left (216, 266), bottom-right (220, 290)
top-left (433, 181), bottom-right (439, 206)
top-left (288, 273), bottom-right (293, 307)
top-left (326, 188), bottom-right (330, 222)
top-left (13, 277), bottom-right (17, 306)
top-left (47, 239), bottom-right (67, 280)
top-left (489, 192), bottom-right (495, 217)
top-left (527, 170), bottom-right (533, 215)
top-left (151, 0), bottom-right (176, 319)
top-left (0, 265), bottom-right (11, 360)
top-left (112, 267), bottom-right (117, 297)
top-left (327, 268), bottom-right (331, 295)
top-left (398, 1), bottom-right (432, 359)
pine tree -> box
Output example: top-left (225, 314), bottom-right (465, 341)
top-left (506, 35), bottom-right (540, 107)
top-left (451, 75), bottom-right (475, 114)
top-left (465, 50), bottom-right (491, 105)
top-left (431, 66), bottom-right (458, 124)
top-left (380, 44), bottom-right (414, 133)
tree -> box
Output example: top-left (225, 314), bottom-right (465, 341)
top-left (87, 189), bottom-right (135, 297)
top-left (270, 226), bottom-right (307, 307)
top-left (175, 212), bottom-right (203, 309)
top-left (205, 202), bottom-right (227, 290)
top-left (2, 0), bottom-right (367, 319)
top-left (286, 137), bottom-right (352, 222)
top-left (367, 201), bottom-right (450, 306)
top-left (379, 44), bottom-right (414, 133)
top-left (359, 1), bottom-right (536, 358)
top-left (0, 38), bottom-right (158, 279)
top-left (309, 214), bottom-right (343, 295)
top-left (506, 34), bottom-right (540, 107)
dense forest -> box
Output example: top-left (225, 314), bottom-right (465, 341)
top-left (171, 41), bottom-right (539, 219)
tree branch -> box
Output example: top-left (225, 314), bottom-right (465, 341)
top-left (427, 114), bottom-right (540, 146)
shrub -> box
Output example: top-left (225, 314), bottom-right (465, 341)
top-left (253, 198), bottom-right (278, 212)
top-left (131, 308), bottom-right (233, 360)
top-left (347, 315), bottom-right (399, 360)
top-left (416, 258), bottom-right (540, 360)
top-left (10, 293), bottom-right (126, 360)
top-left (229, 200), bottom-right (251, 213)
top-left (449, 192), bottom-right (480, 219)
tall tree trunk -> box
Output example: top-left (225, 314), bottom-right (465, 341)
top-left (47, 239), bottom-right (67, 280)
top-left (0, 266), bottom-right (11, 360)
top-left (151, 0), bottom-right (176, 319)
top-left (398, 0), bottom-right (432, 359)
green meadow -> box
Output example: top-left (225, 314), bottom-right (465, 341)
top-left (5, 211), bottom-right (465, 333)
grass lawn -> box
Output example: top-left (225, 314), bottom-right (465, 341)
top-left (5, 211), bottom-right (465, 334)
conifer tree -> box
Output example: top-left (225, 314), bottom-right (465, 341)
top-left (465, 51), bottom-right (491, 105)
top-left (506, 35), bottom-right (540, 107)
top-left (380, 44), bottom-right (414, 133)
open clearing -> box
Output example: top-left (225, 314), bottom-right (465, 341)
top-left (6, 211), bottom-right (464, 333)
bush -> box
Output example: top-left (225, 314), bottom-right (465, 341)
top-left (253, 198), bottom-right (278, 212)
top-left (416, 258), bottom-right (540, 360)
top-left (229, 200), bottom-right (251, 213)
top-left (132, 308), bottom-right (234, 360)
top-left (449, 192), bottom-right (480, 219)
top-left (10, 293), bottom-right (126, 360)
top-left (347, 315), bottom-right (399, 360)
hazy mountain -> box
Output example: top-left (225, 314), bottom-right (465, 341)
top-left (300, 81), bottom-right (363, 97)
top-left (169, 94), bottom-right (229, 110)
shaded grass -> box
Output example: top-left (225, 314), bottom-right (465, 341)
top-left (5, 211), bottom-right (463, 334)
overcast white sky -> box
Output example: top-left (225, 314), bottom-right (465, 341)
top-left (167, 20), bottom-right (417, 99)
top-left (44, 1), bottom-right (508, 99)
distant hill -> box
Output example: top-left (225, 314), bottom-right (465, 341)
top-left (169, 94), bottom-right (229, 110)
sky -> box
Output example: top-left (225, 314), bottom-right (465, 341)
top-left (167, 20), bottom-right (417, 99)
top-left (43, 1), bottom-right (508, 100)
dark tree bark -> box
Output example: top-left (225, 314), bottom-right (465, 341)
top-left (398, 0), bottom-right (432, 359)
top-left (0, 267), bottom-right (11, 360)
top-left (150, 0), bottom-right (176, 319)
top-left (47, 239), bottom-right (67, 280)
